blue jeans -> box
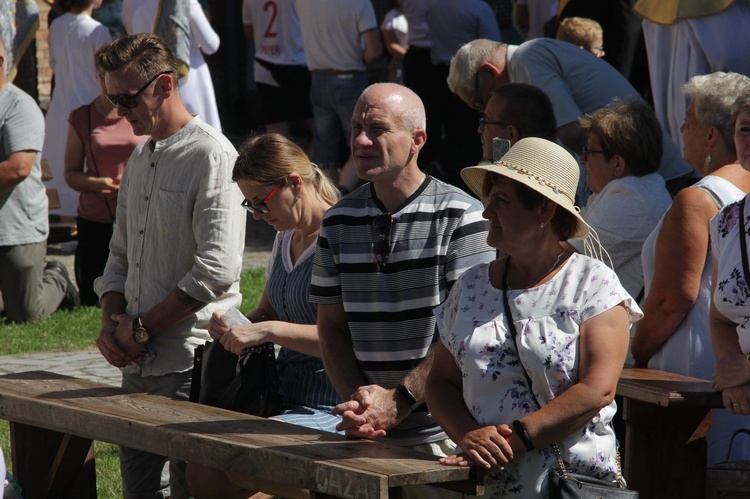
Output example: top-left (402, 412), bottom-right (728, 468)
top-left (119, 371), bottom-right (193, 499)
top-left (309, 72), bottom-right (368, 167)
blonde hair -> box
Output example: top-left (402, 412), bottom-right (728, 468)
top-left (556, 17), bottom-right (603, 49)
top-left (233, 133), bottom-right (340, 206)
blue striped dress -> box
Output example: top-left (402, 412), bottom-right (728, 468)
top-left (266, 230), bottom-right (342, 432)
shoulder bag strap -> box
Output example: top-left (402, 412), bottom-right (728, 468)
top-left (501, 257), bottom-right (542, 409)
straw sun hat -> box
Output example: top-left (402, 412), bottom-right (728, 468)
top-left (461, 137), bottom-right (589, 240)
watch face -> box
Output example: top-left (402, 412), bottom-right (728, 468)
top-left (133, 327), bottom-right (151, 344)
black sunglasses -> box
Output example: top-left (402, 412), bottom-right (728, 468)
top-left (107, 70), bottom-right (173, 109)
top-left (371, 213), bottom-right (392, 266)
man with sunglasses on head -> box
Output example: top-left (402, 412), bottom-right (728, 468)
top-left (310, 82), bottom-right (495, 498)
top-left (93, 33), bottom-right (245, 499)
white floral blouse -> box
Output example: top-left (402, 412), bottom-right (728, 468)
top-left (710, 196), bottom-right (750, 354)
top-left (434, 254), bottom-right (642, 498)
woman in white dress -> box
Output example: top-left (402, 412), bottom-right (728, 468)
top-left (178, 0), bottom-right (221, 130)
top-left (633, 72), bottom-right (750, 464)
top-left (426, 138), bottom-right (640, 498)
top-left (709, 88), bottom-right (750, 442)
top-left (42, 0), bottom-right (111, 217)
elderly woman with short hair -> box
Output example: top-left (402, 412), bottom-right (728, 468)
top-left (632, 72), bottom-right (750, 464)
top-left (569, 99), bottom-right (672, 300)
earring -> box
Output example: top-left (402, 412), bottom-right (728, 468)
top-left (540, 222), bottom-right (545, 228)
top-left (705, 152), bottom-right (712, 168)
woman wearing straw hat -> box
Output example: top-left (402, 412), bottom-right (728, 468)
top-left (425, 137), bottom-right (642, 498)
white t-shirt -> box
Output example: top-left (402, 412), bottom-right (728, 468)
top-left (569, 173), bottom-right (671, 299)
top-left (381, 8), bottom-right (408, 50)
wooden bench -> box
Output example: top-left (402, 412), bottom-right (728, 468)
top-left (617, 367), bottom-right (723, 499)
top-left (0, 371), bottom-right (484, 499)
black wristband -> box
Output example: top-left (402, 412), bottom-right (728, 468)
top-left (395, 384), bottom-right (420, 410)
top-left (512, 419), bottom-right (534, 451)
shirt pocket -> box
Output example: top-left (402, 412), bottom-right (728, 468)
top-left (155, 188), bottom-right (191, 238)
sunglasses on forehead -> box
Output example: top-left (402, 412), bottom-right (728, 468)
top-left (107, 70), bottom-right (173, 109)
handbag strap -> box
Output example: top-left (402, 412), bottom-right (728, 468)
top-left (501, 256), bottom-right (625, 488)
top-left (720, 428), bottom-right (750, 464)
top-left (739, 197), bottom-right (750, 286)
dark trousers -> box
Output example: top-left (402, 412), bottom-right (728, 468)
top-left (75, 217), bottom-right (113, 306)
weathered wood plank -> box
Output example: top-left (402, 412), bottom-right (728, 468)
top-left (0, 371), bottom-right (481, 499)
top-left (616, 368), bottom-right (722, 407)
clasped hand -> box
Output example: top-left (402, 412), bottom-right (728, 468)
top-left (208, 310), bottom-right (270, 356)
top-left (96, 313), bottom-right (146, 367)
top-left (440, 425), bottom-right (514, 471)
top-left (332, 385), bottom-right (404, 439)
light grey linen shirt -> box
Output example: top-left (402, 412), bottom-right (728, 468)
top-left (95, 117), bottom-right (246, 376)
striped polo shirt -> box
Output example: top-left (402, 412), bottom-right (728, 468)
top-left (310, 176), bottom-right (494, 445)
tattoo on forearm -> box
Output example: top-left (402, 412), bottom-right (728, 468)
top-left (175, 288), bottom-right (206, 312)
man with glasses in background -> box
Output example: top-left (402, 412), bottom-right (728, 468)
top-left (448, 37), bottom-right (693, 196)
top-left (93, 33), bottom-right (245, 499)
top-left (310, 83), bottom-right (494, 498)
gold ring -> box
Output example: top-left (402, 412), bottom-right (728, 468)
top-left (733, 403), bottom-right (740, 406)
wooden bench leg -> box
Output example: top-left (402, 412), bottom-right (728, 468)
top-left (622, 399), bottom-right (708, 499)
top-left (10, 422), bottom-right (97, 499)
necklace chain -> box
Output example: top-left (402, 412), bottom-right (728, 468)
top-left (507, 250), bottom-right (566, 289)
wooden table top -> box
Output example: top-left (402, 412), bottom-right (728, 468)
top-left (617, 368), bottom-right (723, 408)
top-left (0, 371), bottom-right (482, 499)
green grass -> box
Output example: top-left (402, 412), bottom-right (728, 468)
top-left (0, 267), bottom-right (266, 498)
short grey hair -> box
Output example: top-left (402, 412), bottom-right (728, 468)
top-left (448, 39), bottom-right (505, 97)
top-left (683, 72), bottom-right (750, 153)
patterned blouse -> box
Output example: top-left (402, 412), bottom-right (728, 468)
top-left (434, 254), bottom-right (641, 498)
top-left (710, 196), bottom-right (750, 354)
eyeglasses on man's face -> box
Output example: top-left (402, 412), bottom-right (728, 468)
top-left (107, 70), bottom-right (173, 109)
top-left (371, 213), bottom-right (392, 266)
top-left (579, 146), bottom-right (610, 162)
top-left (241, 181), bottom-right (284, 214)
top-left (473, 71), bottom-right (486, 111)
top-left (479, 116), bottom-right (513, 128)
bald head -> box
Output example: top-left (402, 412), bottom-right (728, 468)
top-left (359, 83), bottom-right (426, 132)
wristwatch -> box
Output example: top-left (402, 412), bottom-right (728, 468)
top-left (132, 316), bottom-right (153, 345)
top-left (395, 384), bottom-right (420, 410)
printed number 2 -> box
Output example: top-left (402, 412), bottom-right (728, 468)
top-left (263, 0), bottom-right (278, 38)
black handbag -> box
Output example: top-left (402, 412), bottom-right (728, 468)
top-left (548, 442), bottom-right (638, 499)
top-left (705, 428), bottom-right (750, 498)
top-left (191, 340), bottom-right (281, 417)
top-left (501, 258), bottom-right (638, 498)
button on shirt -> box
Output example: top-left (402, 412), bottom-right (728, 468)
top-left (95, 117), bottom-right (246, 376)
